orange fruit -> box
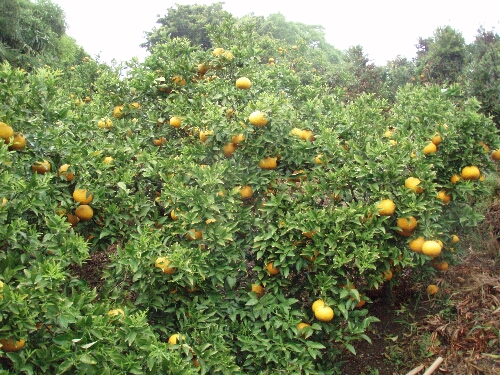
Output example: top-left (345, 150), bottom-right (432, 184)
top-left (409, 236), bottom-right (425, 253)
top-left (377, 199), bottom-right (396, 216)
top-left (248, 111), bottom-right (268, 127)
top-left (315, 154), bottom-right (324, 164)
top-left (266, 262), bottom-right (279, 276)
top-left (423, 142), bottom-right (437, 155)
top-left (98, 118), bottom-right (113, 128)
top-left (421, 240), bottom-right (442, 258)
top-left (478, 141), bottom-right (490, 152)
top-left (198, 63), bottom-right (209, 75)
top-left (436, 190), bottom-right (451, 204)
top-left (103, 156), bottom-right (113, 164)
top-left (251, 283), bottom-right (264, 298)
top-left (450, 174), bottom-right (460, 184)
top-left (397, 217), bottom-right (418, 232)
top-left (451, 234), bottom-right (459, 244)
top-left (199, 130), bottom-right (213, 142)
top-left (0, 122), bottom-right (14, 141)
top-left (426, 284), bottom-right (439, 295)
top-left (170, 210), bottom-right (179, 221)
top-left (491, 149), bottom-right (500, 161)
top-left (170, 116), bottom-right (182, 128)
top-left (314, 305), bottom-right (334, 322)
top-left (212, 47), bottom-right (224, 56)
top-left (9, 132), bottom-right (26, 150)
top-left (107, 309), bottom-right (125, 317)
top-left (59, 164), bottom-right (75, 182)
top-left (405, 177), bottom-right (423, 193)
top-left (311, 299), bottom-right (325, 312)
top-left (461, 166), bottom-right (480, 180)
top-left (186, 229), bottom-right (203, 241)
top-left (0, 338), bottom-right (26, 352)
top-left (259, 157), bottom-right (277, 170)
top-left (171, 75), bottom-right (186, 86)
top-left (239, 185), bottom-right (253, 199)
top-left (67, 213), bottom-right (80, 226)
top-left (382, 269), bottom-right (393, 281)
top-left (75, 205), bottom-right (93, 221)
top-left (32, 160), bottom-right (51, 174)
top-left (431, 133), bottom-right (442, 146)
top-left (236, 77), bottom-right (251, 89)
top-left (73, 189), bottom-right (93, 204)
top-left (113, 105), bottom-right (124, 119)
top-left (431, 260), bottom-right (449, 271)
top-left (231, 133), bottom-right (245, 145)
top-left (155, 257), bottom-right (176, 274)
top-left (223, 142), bottom-right (236, 158)
top-left (168, 333), bottom-right (184, 345)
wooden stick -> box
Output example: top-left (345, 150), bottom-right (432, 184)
top-left (422, 357), bottom-right (444, 375)
top-left (405, 364), bottom-right (424, 375)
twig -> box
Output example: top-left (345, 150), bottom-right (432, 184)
top-left (422, 357), bottom-right (444, 375)
top-left (405, 364), bottom-right (424, 375)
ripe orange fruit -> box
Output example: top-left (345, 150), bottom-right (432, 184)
top-left (251, 283), bottom-right (264, 298)
top-left (421, 240), bottom-right (442, 258)
top-left (67, 213), bottom-right (80, 226)
top-left (478, 141), bottom-right (490, 152)
top-left (73, 189), bottom-right (93, 204)
top-left (32, 160), bottom-right (51, 174)
top-left (155, 257), bottom-right (176, 274)
top-left (186, 229), bottom-right (203, 241)
top-left (450, 174), bottom-right (460, 184)
top-left (423, 142), bottom-right (437, 155)
top-left (315, 154), bottom-right (324, 164)
top-left (266, 262), bottom-right (279, 276)
top-left (491, 149), bottom-right (500, 161)
top-left (212, 47), bottom-right (224, 56)
top-left (249, 111), bottom-right (268, 127)
top-left (223, 142), bottom-right (236, 158)
top-left (59, 164), bottom-right (75, 182)
top-left (300, 129), bottom-right (315, 142)
top-left (0, 122), bottom-right (14, 141)
top-left (431, 260), bottom-right (449, 271)
top-left (436, 190), bottom-right (451, 204)
top-left (231, 133), bottom-right (245, 145)
top-left (113, 105), bottom-right (124, 119)
top-left (377, 199), bottom-right (396, 216)
top-left (409, 236), bottom-right (425, 253)
top-left (170, 116), bottom-right (182, 128)
top-left (426, 284), bottom-right (439, 295)
top-left (431, 133), bottom-right (442, 146)
top-left (222, 50), bottom-right (233, 60)
top-left (405, 177), bottom-right (423, 193)
top-left (170, 210), bottom-right (179, 221)
top-left (198, 63), bottom-right (209, 75)
top-left (199, 130), bottom-right (213, 142)
top-left (311, 299), bottom-right (325, 312)
top-left (314, 305), bottom-right (334, 322)
top-left (171, 75), bottom-right (186, 86)
top-left (0, 338), bottom-right (26, 352)
top-left (9, 133), bottom-right (26, 150)
top-left (98, 118), bottom-right (113, 128)
top-left (239, 185), bottom-right (253, 199)
top-left (461, 166), bottom-right (480, 180)
top-left (382, 269), bottom-right (393, 281)
top-left (451, 234), bottom-right (459, 244)
top-left (397, 217), bottom-right (418, 232)
top-left (103, 156), bottom-right (114, 164)
top-left (259, 157), bottom-right (277, 170)
top-left (297, 322), bottom-right (310, 331)
top-left (168, 333), bottom-right (185, 345)
top-left (75, 205), bottom-right (93, 221)
top-left (153, 137), bottom-right (167, 146)
top-left (236, 77), bottom-right (251, 89)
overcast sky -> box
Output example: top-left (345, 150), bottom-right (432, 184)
top-left (52, 0), bottom-right (500, 66)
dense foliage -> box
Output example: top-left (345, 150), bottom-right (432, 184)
top-left (1, 3), bottom-right (500, 374)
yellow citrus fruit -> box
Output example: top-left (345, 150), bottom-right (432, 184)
top-left (231, 133), bottom-right (245, 145)
top-left (409, 236), bottom-right (425, 253)
top-left (59, 164), bottom-right (75, 182)
top-left (426, 284), bottom-right (439, 295)
top-left (450, 174), bottom-right (460, 184)
top-left (397, 217), bottom-right (418, 232)
top-left (155, 257), bottom-right (176, 274)
top-left (461, 166), bottom-right (480, 180)
top-left (73, 189), bottom-right (93, 204)
top-left (222, 50), bottom-right (233, 60)
top-left (421, 240), bottom-right (442, 258)
top-left (431, 260), bottom-right (449, 271)
top-left (107, 309), bottom-right (125, 317)
top-left (0, 122), bottom-right (14, 141)
top-left (98, 118), bottom-right (113, 128)
top-left (491, 149), bottom-right (500, 161)
top-left (436, 190), bottom-right (451, 204)
top-left (239, 185), bottom-right (253, 199)
top-left (259, 157), bottom-right (277, 170)
top-left (0, 338), bottom-right (26, 352)
top-left (431, 133), bottom-right (442, 146)
top-left (297, 322), bottom-right (310, 331)
top-left (478, 141), bottom-right (490, 152)
top-left (153, 137), bottom-right (167, 146)
top-left (451, 234), bottom-right (459, 244)
top-left (300, 129), bottom-right (315, 142)
top-left (423, 142), bottom-right (437, 155)
top-left (249, 111), bottom-right (268, 127)
top-left (311, 299), bottom-right (325, 312)
top-left (382, 269), bottom-right (393, 281)
top-left (223, 142), bottom-right (236, 158)
top-left (291, 128), bottom-right (303, 138)
top-left (170, 116), bottom-right (182, 128)
top-left (75, 205), bottom-right (93, 221)
top-left (171, 75), bottom-right (186, 86)
top-left (315, 154), bottom-right (324, 164)
top-left (67, 213), bottom-right (80, 226)
top-left (314, 305), bottom-right (334, 322)
top-left (198, 63), bottom-right (209, 75)
top-left (236, 77), bottom-right (251, 89)
top-left (113, 105), bottom-right (124, 119)
top-left (32, 160), bottom-right (51, 174)
top-left (186, 229), bottom-right (203, 241)
top-left (212, 47), bottom-right (224, 56)
top-left (170, 210), bottom-right (178, 221)
top-left (199, 130), bottom-right (213, 142)
top-left (168, 333), bottom-right (185, 345)
top-left (9, 133), bottom-right (26, 150)
top-left (377, 199), bottom-right (396, 216)
top-left (266, 262), bottom-right (279, 276)
top-left (103, 156), bottom-right (113, 164)
top-left (405, 177), bottom-right (423, 193)
top-left (251, 283), bottom-right (264, 298)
